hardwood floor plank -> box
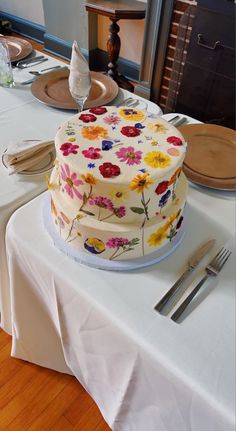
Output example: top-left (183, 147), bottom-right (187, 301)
top-left (63, 388), bottom-right (94, 426)
top-left (26, 378), bottom-right (83, 431)
top-left (72, 403), bottom-right (105, 431)
top-left (2, 372), bottom-right (73, 431)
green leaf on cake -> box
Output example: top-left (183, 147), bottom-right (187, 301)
top-left (80, 209), bottom-right (95, 216)
top-left (130, 207), bottom-right (144, 214)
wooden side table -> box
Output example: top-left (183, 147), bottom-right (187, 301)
top-left (85, 0), bottom-right (146, 92)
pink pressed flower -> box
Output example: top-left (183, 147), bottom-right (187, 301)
top-left (82, 147), bottom-right (102, 159)
top-left (116, 146), bottom-right (142, 166)
top-left (113, 206), bottom-right (126, 218)
top-left (103, 115), bottom-right (121, 125)
top-left (60, 142), bottom-right (79, 156)
top-left (89, 196), bottom-right (114, 210)
top-left (167, 136), bottom-right (183, 146)
top-left (106, 237), bottom-right (129, 248)
top-left (60, 164), bottom-right (83, 199)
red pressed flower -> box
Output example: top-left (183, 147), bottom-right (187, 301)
top-left (60, 142), bottom-right (79, 156)
top-left (82, 147), bottom-right (102, 159)
top-left (79, 114), bottom-right (97, 123)
top-left (155, 181), bottom-right (169, 195)
top-left (99, 162), bottom-right (120, 178)
top-left (121, 126), bottom-right (141, 137)
top-left (89, 107), bottom-right (107, 115)
top-left (167, 136), bottom-right (183, 146)
top-left (176, 215), bottom-right (184, 230)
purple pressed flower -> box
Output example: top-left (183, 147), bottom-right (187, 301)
top-left (102, 140), bottom-right (113, 151)
top-left (159, 190), bottom-right (171, 208)
top-left (113, 206), bottom-right (126, 218)
top-left (106, 237), bottom-right (129, 248)
top-left (135, 123), bottom-right (145, 129)
top-left (89, 196), bottom-right (114, 210)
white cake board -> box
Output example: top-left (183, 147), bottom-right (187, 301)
top-left (43, 193), bottom-right (187, 271)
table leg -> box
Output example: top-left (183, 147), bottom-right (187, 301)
top-left (107, 18), bottom-right (134, 92)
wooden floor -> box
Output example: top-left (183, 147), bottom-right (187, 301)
top-left (1, 33), bottom-right (111, 431)
top-left (0, 329), bottom-right (111, 431)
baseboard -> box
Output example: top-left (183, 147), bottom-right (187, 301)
top-left (90, 48), bottom-right (139, 82)
top-left (0, 11), bottom-right (45, 43)
top-left (0, 12), bottom-right (139, 81)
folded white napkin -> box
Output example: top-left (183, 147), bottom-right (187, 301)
top-left (3, 139), bottom-right (54, 174)
top-left (68, 40), bottom-right (91, 98)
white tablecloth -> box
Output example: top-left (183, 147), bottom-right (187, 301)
top-left (0, 50), bottom-right (162, 334)
top-left (5, 182), bottom-right (235, 430)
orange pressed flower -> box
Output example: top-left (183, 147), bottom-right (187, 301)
top-left (81, 126), bottom-right (108, 140)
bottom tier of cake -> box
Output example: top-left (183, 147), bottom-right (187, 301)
top-left (49, 173), bottom-right (188, 262)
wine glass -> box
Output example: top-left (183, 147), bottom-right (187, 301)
top-left (69, 73), bottom-right (91, 113)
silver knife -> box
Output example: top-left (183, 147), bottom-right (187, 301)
top-left (154, 239), bottom-right (216, 314)
top-left (16, 55), bottom-right (45, 67)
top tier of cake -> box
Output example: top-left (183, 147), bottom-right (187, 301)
top-left (53, 106), bottom-right (187, 224)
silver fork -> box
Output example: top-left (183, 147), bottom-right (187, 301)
top-left (171, 247), bottom-right (232, 322)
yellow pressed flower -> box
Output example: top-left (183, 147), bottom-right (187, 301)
top-left (109, 188), bottom-right (129, 202)
top-left (87, 238), bottom-right (105, 252)
top-left (68, 137), bottom-right (76, 142)
top-left (81, 126), bottom-right (108, 140)
top-left (147, 122), bottom-right (168, 133)
top-left (165, 212), bottom-right (179, 230)
top-left (118, 108), bottom-right (145, 122)
top-left (148, 226), bottom-right (167, 247)
top-left (81, 173), bottom-right (97, 185)
top-left (144, 151), bottom-right (171, 169)
top-left (151, 140), bottom-right (158, 146)
top-left (45, 175), bottom-right (58, 190)
top-left (129, 172), bottom-right (154, 193)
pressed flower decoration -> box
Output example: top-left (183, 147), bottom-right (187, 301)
top-left (102, 140), bottom-right (113, 151)
top-left (60, 164), bottom-right (83, 200)
top-left (106, 237), bottom-right (140, 260)
top-left (144, 151), bottom-right (171, 169)
top-left (60, 142), bottom-right (79, 156)
top-left (82, 147), bottom-right (102, 159)
top-left (155, 181), bottom-right (169, 195)
top-left (167, 136), bottom-right (183, 146)
top-left (99, 162), bottom-right (120, 178)
top-left (81, 125), bottom-right (108, 140)
top-left (103, 115), bottom-right (121, 125)
top-left (79, 113), bottom-right (97, 123)
top-left (84, 238), bottom-right (106, 254)
top-left (121, 125), bottom-right (142, 138)
top-left (147, 123), bottom-right (168, 134)
top-left (89, 107), bottom-right (107, 115)
top-left (116, 146), bottom-right (142, 166)
top-left (89, 195), bottom-right (126, 221)
top-left (118, 108), bottom-right (145, 122)
top-left (109, 188), bottom-right (129, 202)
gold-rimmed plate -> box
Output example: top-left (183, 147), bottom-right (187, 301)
top-left (1, 36), bottom-right (33, 62)
top-left (179, 124), bottom-right (236, 190)
top-left (2, 150), bottom-right (55, 176)
top-left (31, 69), bottom-right (119, 110)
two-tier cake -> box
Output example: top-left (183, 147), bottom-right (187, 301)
top-left (48, 106), bottom-right (188, 262)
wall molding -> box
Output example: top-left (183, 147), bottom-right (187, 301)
top-left (0, 11), bottom-right (45, 43)
top-left (0, 11), bottom-right (139, 81)
top-left (89, 48), bottom-right (139, 82)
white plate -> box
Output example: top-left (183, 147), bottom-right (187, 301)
top-left (2, 149), bottom-right (55, 176)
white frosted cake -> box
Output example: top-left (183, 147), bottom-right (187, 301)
top-left (48, 106), bottom-right (188, 261)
